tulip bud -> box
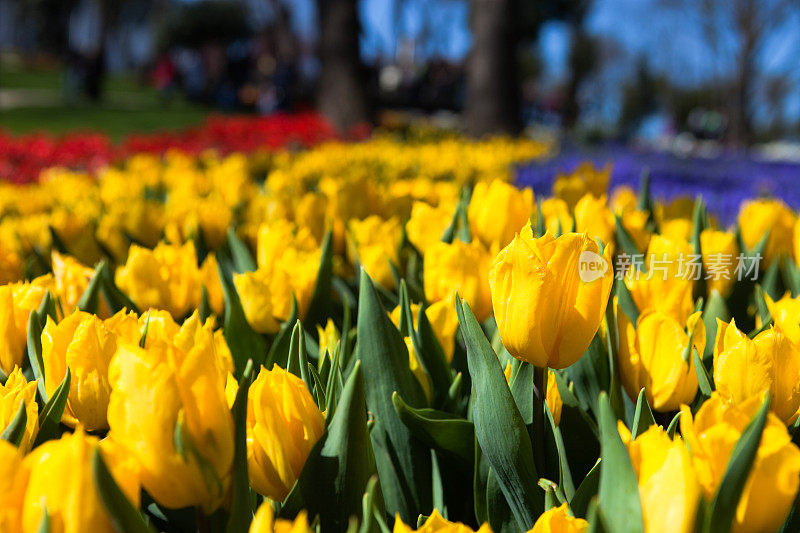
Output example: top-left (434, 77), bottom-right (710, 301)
top-left (316, 319), bottom-right (341, 360)
top-left (700, 229), bottom-right (738, 297)
top-left (347, 215), bottom-right (403, 290)
top-left (247, 365), bottom-right (325, 501)
top-left (527, 503), bottom-right (588, 533)
top-left (618, 308), bottom-right (705, 412)
top-left (107, 336), bottom-right (234, 511)
top-left (0, 279), bottom-right (49, 375)
top-left (738, 198), bottom-right (795, 266)
top-left (20, 430), bottom-right (140, 533)
top-left (393, 509), bottom-right (492, 532)
top-left (574, 194), bottom-right (615, 246)
top-left (681, 393), bottom-right (800, 533)
top-left (489, 228), bottom-right (613, 369)
top-left (0, 368), bottom-right (39, 453)
top-left (250, 501), bottom-right (311, 533)
top-left (41, 312), bottom-right (117, 431)
top-left (713, 319), bottom-right (800, 425)
top-left (552, 162), bottom-right (611, 211)
top-left (621, 424), bottom-right (700, 533)
top-left (406, 201), bottom-right (454, 254)
top-left (468, 179), bottom-right (534, 248)
top-left (425, 240), bottom-right (493, 323)
top-left (233, 270), bottom-right (281, 334)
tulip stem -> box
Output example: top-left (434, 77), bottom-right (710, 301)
top-left (532, 365), bottom-right (547, 477)
top-left (196, 508), bottom-right (210, 533)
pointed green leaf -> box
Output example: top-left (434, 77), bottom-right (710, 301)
top-left (92, 447), bottom-right (155, 533)
top-left (27, 311), bottom-right (48, 402)
top-left (704, 394), bottom-right (770, 533)
top-left (693, 347), bottom-right (714, 398)
top-left (614, 214), bottom-right (642, 257)
top-left (1, 400), bottom-right (27, 446)
top-left (226, 360), bottom-right (255, 533)
top-left (631, 389), bottom-right (656, 439)
top-left (77, 262), bottom-right (105, 314)
top-left (305, 230), bottom-right (334, 327)
top-left (99, 262), bottom-right (139, 314)
top-left (281, 362), bottom-right (379, 530)
top-left (286, 321), bottom-right (312, 392)
top-left (455, 296), bottom-right (541, 530)
top-left (570, 460), bottom-right (600, 519)
top-left (265, 297), bottom-right (299, 369)
top-left (227, 228), bottom-right (256, 273)
top-left (597, 392), bottom-right (644, 533)
top-left (33, 367), bottom-right (71, 447)
top-left (392, 392), bottom-right (474, 464)
top-left (218, 262), bottom-right (267, 377)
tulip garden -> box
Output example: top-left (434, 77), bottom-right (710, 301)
top-left (3, 115), bottom-right (800, 533)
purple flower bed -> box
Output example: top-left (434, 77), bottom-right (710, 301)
top-left (516, 146), bottom-right (800, 226)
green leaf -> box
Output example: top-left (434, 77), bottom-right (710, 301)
top-left (281, 362), bottom-right (379, 531)
top-left (636, 168), bottom-right (653, 214)
top-left (631, 389), bottom-right (655, 439)
top-left (33, 367), bottom-right (71, 447)
top-left (37, 290), bottom-right (58, 325)
top-left (226, 360), bottom-right (255, 533)
top-left (693, 347), bottom-right (714, 398)
top-left (597, 392), bottom-right (644, 533)
top-left (199, 285), bottom-right (212, 323)
top-left (570, 460), bottom-right (600, 519)
top-left (218, 261), bottom-right (267, 377)
top-left (358, 475), bottom-right (390, 533)
top-left (455, 296), bottom-right (541, 530)
top-left (77, 262), bottom-right (105, 314)
top-left (614, 214), bottom-right (642, 256)
top-left (545, 402), bottom-right (575, 501)
top-left (286, 321), bottom-right (312, 392)
top-left (92, 447), bottom-right (155, 533)
top-left (666, 412), bottom-right (681, 438)
top-left (702, 290), bottom-right (730, 360)
top-left (305, 230), bottom-right (334, 327)
top-left (704, 394), bottom-right (770, 533)
top-left (1, 400), bottom-right (28, 446)
top-left (36, 508), bottom-right (50, 533)
top-left (356, 270), bottom-right (431, 522)
top-left (411, 302), bottom-right (454, 409)
top-left (392, 392), bottom-right (474, 464)
top-left (227, 228), bottom-right (256, 273)
top-left (615, 279), bottom-right (640, 325)
top-left (565, 334), bottom-right (611, 416)
top-left (761, 260), bottom-right (782, 301)
top-left (27, 311), bottom-right (48, 402)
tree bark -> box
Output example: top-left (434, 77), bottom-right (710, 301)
top-left (464, 0), bottom-right (522, 137)
top-left (316, 0), bottom-right (370, 134)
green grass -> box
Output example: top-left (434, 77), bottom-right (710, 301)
top-left (0, 63), bottom-right (211, 141)
top-left (0, 105), bottom-right (208, 141)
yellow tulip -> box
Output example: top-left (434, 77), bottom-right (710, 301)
top-left (51, 251), bottom-right (103, 316)
top-left (406, 201), bottom-right (454, 254)
top-left (660, 218), bottom-right (693, 242)
top-left (250, 501), bottom-right (312, 533)
top-left (393, 509), bottom-right (492, 532)
top-left (546, 370), bottom-right (563, 426)
top-left (200, 253), bottom-right (225, 316)
top-left (295, 192), bottom-right (328, 243)
top-left (700, 229), bottom-right (738, 297)
top-left (680, 393), bottom-right (800, 533)
top-left (425, 240), bottom-right (493, 322)
top-left (619, 209), bottom-right (652, 253)
top-left (0, 440), bottom-right (23, 531)
top-left (552, 162), bottom-right (611, 210)
top-left (574, 193), bottom-right (615, 246)
top-left (526, 503), bottom-right (588, 533)
top-left (620, 424), bottom-right (700, 533)
top-left (41, 312), bottom-right (117, 431)
top-left (247, 365), bottom-right (325, 501)
top-left (348, 215), bottom-right (403, 289)
top-left (0, 368), bottom-right (39, 453)
top-left (738, 198), bottom-right (795, 266)
top-left (468, 179), bottom-right (534, 248)
top-left (0, 278), bottom-right (49, 375)
top-left (624, 235), bottom-right (695, 323)
top-left (256, 219), bottom-right (318, 271)
top-left (540, 198), bottom-right (573, 236)
top-left (115, 241), bottom-right (203, 319)
top-left (316, 319), bottom-right (341, 360)
top-left (766, 292), bottom-right (800, 346)
top-left (106, 336), bottom-right (234, 511)
top-left (618, 308), bottom-right (705, 412)
top-left (0, 247), bottom-right (22, 285)
top-left (713, 318), bottom-right (800, 425)
top-left (20, 429), bottom-right (141, 533)
top-left (233, 269), bottom-right (282, 334)
top-left (610, 185), bottom-right (637, 214)
top-left (488, 228), bottom-right (613, 369)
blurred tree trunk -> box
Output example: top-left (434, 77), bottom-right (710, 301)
top-left (730, 0), bottom-right (757, 146)
top-left (316, 0), bottom-right (370, 133)
top-left (561, 1), bottom-right (594, 129)
top-left (464, 0), bottom-right (522, 137)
